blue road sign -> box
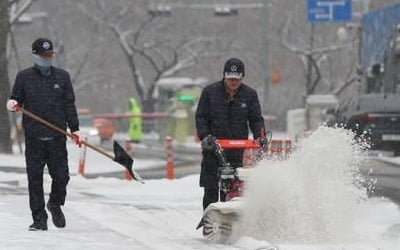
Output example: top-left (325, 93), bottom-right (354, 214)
top-left (307, 0), bottom-right (352, 23)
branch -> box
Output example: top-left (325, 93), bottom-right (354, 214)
top-left (74, 73), bottom-right (104, 92)
top-left (310, 43), bottom-right (347, 56)
top-left (133, 15), bottom-right (157, 45)
top-left (281, 14), bottom-right (352, 57)
top-left (9, 0), bottom-right (36, 25)
top-left (132, 35), bottom-right (170, 75)
top-left (9, 0), bottom-right (19, 5)
top-left (299, 54), bottom-right (308, 72)
top-left (333, 76), bottom-right (359, 96)
top-left (308, 56), bottom-right (321, 94)
top-left (144, 41), bottom-right (170, 68)
top-left (332, 57), bottom-right (359, 95)
top-left (75, 1), bottom-right (103, 24)
top-left (148, 37), bottom-right (219, 100)
top-left (344, 55), bottom-right (357, 83)
top-left (8, 29), bottom-right (22, 70)
top-left (281, 15), bottom-right (305, 55)
top-left (75, 1), bottom-right (133, 57)
top-left (161, 37), bottom-right (215, 77)
top-left (71, 51), bottom-right (90, 84)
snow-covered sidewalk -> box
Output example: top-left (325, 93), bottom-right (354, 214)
top-left (1, 173), bottom-right (400, 250)
top-left (0, 175), bottom-right (206, 250)
top-left (2, 128), bottom-right (400, 249)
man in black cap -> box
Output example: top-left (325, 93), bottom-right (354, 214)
top-left (195, 57), bottom-right (266, 210)
top-left (6, 38), bottom-right (81, 231)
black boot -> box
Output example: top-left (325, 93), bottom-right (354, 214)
top-left (28, 219), bottom-right (48, 231)
top-left (47, 202), bottom-right (66, 228)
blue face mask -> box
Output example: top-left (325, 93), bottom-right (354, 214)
top-left (32, 54), bottom-right (53, 68)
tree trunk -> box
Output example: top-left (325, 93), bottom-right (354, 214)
top-left (0, 1), bottom-right (12, 153)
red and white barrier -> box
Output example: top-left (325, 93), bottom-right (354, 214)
top-left (268, 139), bottom-right (292, 160)
top-left (78, 137), bottom-right (88, 176)
top-left (124, 141), bottom-right (133, 181)
top-left (165, 136), bottom-right (175, 180)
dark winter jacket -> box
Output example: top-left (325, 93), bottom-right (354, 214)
top-left (10, 66), bottom-right (79, 138)
top-left (195, 80), bottom-right (265, 188)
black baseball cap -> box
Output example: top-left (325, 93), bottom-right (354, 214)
top-left (223, 58), bottom-right (245, 79)
top-left (32, 38), bottom-right (54, 55)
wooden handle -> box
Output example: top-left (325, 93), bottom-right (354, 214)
top-left (19, 107), bottom-right (115, 160)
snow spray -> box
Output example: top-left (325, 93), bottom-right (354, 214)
top-left (241, 126), bottom-right (369, 244)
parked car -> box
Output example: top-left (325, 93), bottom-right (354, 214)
top-left (328, 94), bottom-right (400, 155)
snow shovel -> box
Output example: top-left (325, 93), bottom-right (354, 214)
top-left (19, 107), bottom-right (143, 183)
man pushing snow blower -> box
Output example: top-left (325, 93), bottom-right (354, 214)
top-left (195, 136), bottom-right (271, 243)
top-left (195, 57), bottom-right (270, 242)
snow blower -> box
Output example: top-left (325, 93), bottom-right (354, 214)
top-left (197, 132), bottom-right (272, 243)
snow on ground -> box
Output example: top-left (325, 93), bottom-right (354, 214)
top-left (1, 127), bottom-right (400, 249)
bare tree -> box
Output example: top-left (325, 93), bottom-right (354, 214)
top-left (280, 15), bottom-right (357, 103)
top-left (0, 0), bottom-right (36, 153)
top-left (0, 1), bottom-right (12, 153)
top-left (75, 0), bottom-right (226, 112)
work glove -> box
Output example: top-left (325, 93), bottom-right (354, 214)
top-left (257, 135), bottom-right (270, 149)
top-left (201, 134), bottom-right (216, 151)
top-left (258, 137), bottom-right (269, 148)
top-left (71, 131), bottom-right (82, 147)
top-left (257, 131), bottom-right (272, 148)
top-left (6, 99), bottom-right (20, 112)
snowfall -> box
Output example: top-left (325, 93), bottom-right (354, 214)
top-left (1, 126), bottom-right (400, 250)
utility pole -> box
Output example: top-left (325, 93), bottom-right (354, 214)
top-left (352, 0), bottom-right (370, 81)
top-left (262, 0), bottom-right (270, 115)
top-left (306, 24), bottom-right (315, 97)
top-left (305, 23), bottom-right (315, 130)
top-left (0, 0), bottom-right (12, 153)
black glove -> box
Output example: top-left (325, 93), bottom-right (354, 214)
top-left (258, 130), bottom-right (272, 148)
top-left (201, 135), bottom-right (216, 151)
top-left (258, 137), bottom-right (269, 148)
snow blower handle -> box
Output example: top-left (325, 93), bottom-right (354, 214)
top-left (213, 141), bottom-right (235, 196)
top-left (254, 130), bottom-right (273, 162)
top-left (202, 135), bottom-right (232, 170)
top-left (258, 127), bottom-right (272, 149)
top-left (213, 140), bottom-right (230, 168)
top-left (259, 131), bottom-right (272, 150)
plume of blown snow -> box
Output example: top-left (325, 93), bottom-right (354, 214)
top-left (241, 126), bottom-right (369, 244)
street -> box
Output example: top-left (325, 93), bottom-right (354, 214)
top-left (361, 157), bottom-right (400, 204)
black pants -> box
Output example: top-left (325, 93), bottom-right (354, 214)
top-left (203, 187), bottom-right (226, 210)
top-left (25, 136), bottom-right (70, 222)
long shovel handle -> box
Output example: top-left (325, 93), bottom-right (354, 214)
top-left (19, 107), bottom-right (115, 160)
